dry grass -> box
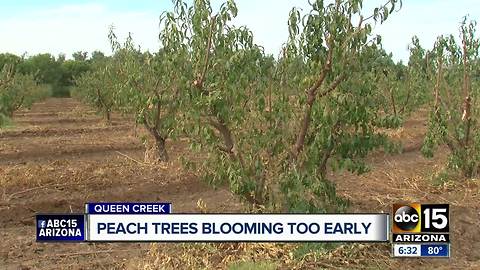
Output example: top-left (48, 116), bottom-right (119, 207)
top-left (139, 242), bottom-right (401, 270)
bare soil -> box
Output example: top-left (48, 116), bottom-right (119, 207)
top-left (0, 98), bottom-right (478, 269)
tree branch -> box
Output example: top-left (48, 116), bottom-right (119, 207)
top-left (461, 31), bottom-right (472, 148)
top-left (319, 73), bottom-right (346, 98)
top-left (292, 39), bottom-right (335, 159)
top-left (319, 120), bottom-right (341, 179)
top-left (208, 117), bottom-right (246, 169)
top-left (194, 15), bottom-right (217, 92)
top-left (362, 0), bottom-right (397, 23)
top-left (208, 118), bottom-right (234, 153)
top-left (154, 93), bottom-right (162, 131)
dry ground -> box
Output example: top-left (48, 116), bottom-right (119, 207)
top-left (0, 98), bottom-right (478, 269)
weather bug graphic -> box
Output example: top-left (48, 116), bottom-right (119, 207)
top-left (392, 203), bottom-right (450, 258)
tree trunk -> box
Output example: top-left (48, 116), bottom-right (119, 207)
top-left (154, 137), bottom-right (169, 162)
top-left (105, 110), bottom-right (111, 124)
top-left (144, 123), bottom-right (169, 162)
top-left (389, 88), bottom-right (397, 117)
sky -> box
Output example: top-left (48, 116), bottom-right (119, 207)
top-left (0, 0), bottom-right (479, 63)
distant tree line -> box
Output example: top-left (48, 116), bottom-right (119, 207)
top-left (0, 51), bottom-right (106, 97)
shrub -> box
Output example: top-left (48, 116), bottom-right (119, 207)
top-left (1, 64), bottom-right (51, 125)
top-left (422, 18), bottom-right (480, 178)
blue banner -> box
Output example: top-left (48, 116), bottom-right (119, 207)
top-left (36, 214), bottom-right (85, 242)
top-left (86, 202), bottom-right (172, 214)
top-left (421, 244), bottom-right (449, 257)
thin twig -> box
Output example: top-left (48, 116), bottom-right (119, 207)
top-left (7, 183), bottom-right (69, 200)
top-left (362, 0), bottom-right (396, 22)
top-left (53, 249), bottom-right (148, 258)
top-left (197, 15), bottom-right (217, 90)
top-left (7, 181), bottom-right (89, 201)
top-left (115, 151), bottom-right (147, 165)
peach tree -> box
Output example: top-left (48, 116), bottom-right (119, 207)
top-left (173, 0), bottom-right (401, 212)
top-left (74, 58), bottom-right (118, 123)
top-left (280, 0), bottom-right (402, 211)
top-left (0, 63), bottom-right (15, 124)
top-left (109, 16), bottom-right (190, 162)
top-left (422, 18), bottom-right (480, 178)
top-left (1, 63), bottom-right (50, 126)
top-left (374, 36), bottom-right (431, 128)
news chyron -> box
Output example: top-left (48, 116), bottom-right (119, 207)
top-left (392, 203), bottom-right (450, 258)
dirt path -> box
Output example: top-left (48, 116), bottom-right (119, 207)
top-left (0, 98), bottom-right (478, 269)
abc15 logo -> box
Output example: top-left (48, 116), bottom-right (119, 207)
top-left (392, 204), bottom-right (449, 233)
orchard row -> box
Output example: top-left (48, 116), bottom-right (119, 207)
top-left (55, 0), bottom-right (480, 210)
top-left (2, 0), bottom-right (479, 212)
